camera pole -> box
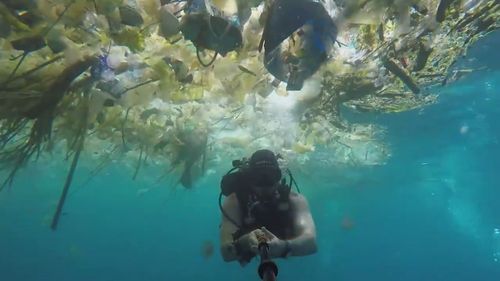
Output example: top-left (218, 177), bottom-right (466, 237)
top-left (257, 237), bottom-right (278, 281)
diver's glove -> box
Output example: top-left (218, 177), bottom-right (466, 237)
top-left (260, 227), bottom-right (292, 258)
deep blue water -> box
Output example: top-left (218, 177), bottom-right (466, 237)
top-left (1, 33), bottom-right (499, 281)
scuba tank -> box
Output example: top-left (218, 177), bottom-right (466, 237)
top-left (218, 154), bottom-right (300, 228)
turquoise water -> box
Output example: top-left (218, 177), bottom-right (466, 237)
top-left (1, 34), bottom-right (500, 281)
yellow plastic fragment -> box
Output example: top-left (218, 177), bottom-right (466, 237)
top-left (111, 27), bottom-right (145, 52)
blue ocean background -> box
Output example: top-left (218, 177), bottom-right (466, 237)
top-left (1, 32), bottom-right (499, 281)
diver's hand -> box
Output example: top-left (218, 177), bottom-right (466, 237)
top-left (236, 229), bottom-right (265, 255)
top-left (260, 227), bottom-right (290, 258)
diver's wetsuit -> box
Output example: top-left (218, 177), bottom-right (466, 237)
top-left (233, 184), bottom-right (294, 262)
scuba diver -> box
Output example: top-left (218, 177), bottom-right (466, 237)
top-left (219, 149), bottom-right (317, 266)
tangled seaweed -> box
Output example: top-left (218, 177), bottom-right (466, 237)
top-left (0, 0), bottom-right (497, 197)
top-left (0, 56), bottom-right (98, 190)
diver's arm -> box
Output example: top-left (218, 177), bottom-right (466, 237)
top-left (285, 193), bottom-right (318, 257)
top-left (219, 193), bottom-right (243, 262)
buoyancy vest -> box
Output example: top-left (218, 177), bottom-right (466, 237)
top-left (232, 182), bottom-right (294, 240)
